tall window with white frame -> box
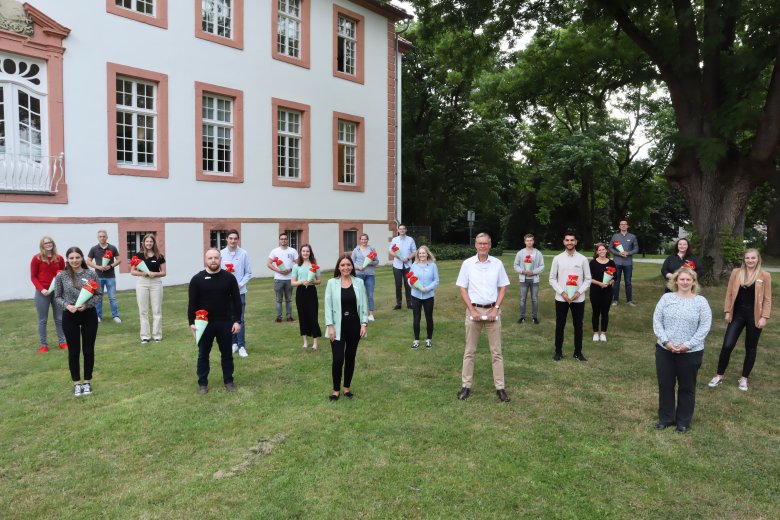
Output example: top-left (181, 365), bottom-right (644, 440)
top-left (115, 0), bottom-right (154, 15)
top-left (343, 228), bottom-right (357, 254)
top-left (337, 14), bottom-right (357, 75)
top-left (210, 229), bottom-right (229, 250)
top-left (285, 229), bottom-right (302, 252)
top-left (126, 230), bottom-right (155, 261)
top-left (277, 0), bottom-right (301, 59)
top-left (337, 119), bottom-right (356, 185)
top-left (116, 76), bottom-right (156, 167)
top-left (202, 93), bottom-right (233, 175)
top-left (277, 108), bottom-right (301, 180)
top-left (202, 0), bottom-right (232, 39)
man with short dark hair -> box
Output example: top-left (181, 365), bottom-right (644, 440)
top-left (390, 224), bottom-right (416, 310)
top-left (609, 219), bottom-right (639, 306)
top-left (513, 233), bottom-right (544, 324)
top-left (267, 233), bottom-right (298, 322)
top-left (549, 232), bottom-right (592, 362)
top-left (220, 229), bottom-right (252, 358)
top-left (86, 229), bottom-right (121, 324)
top-left (455, 232), bottom-right (511, 402)
top-left (188, 248), bottom-right (242, 395)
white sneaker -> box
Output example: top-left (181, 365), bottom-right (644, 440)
top-left (113, 316), bottom-right (122, 324)
top-left (73, 383), bottom-right (83, 396)
top-left (82, 382), bottom-right (92, 395)
top-left (708, 376), bottom-right (723, 388)
top-left (738, 378), bottom-right (748, 391)
top-left (592, 333), bottom-right (600, 342)
top-left (600, 333), bottom-right (607, 342)
top-left (238, 346), bottom-right (248, 358)
top-left (368, 315), bottom-right (375, 322)
top-left (611, 301), bottom-right (618, 307)
top-left (97, 317), bottom-right (101, 323)
top-left (231, 343), bottom-right (239, 354)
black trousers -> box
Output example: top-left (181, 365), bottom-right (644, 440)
top-left (393, 266), bottom-right (412, 307)
top-left (295, 285), bottom-right (322, 338)
top-left (197, 321), bottom-right (234, 386)
top-left (411, 296), bottom-right (434, 340)
top-left (555, 300), bottom-right (584, 355)
top-left (62, 308), bottom-right (98, 381)
top-left (331, 314), bottom-right (360, 391)
top-left (590, 286), bottom-right (612, 332)
top-left (655, 345), bottom-right (703, 428)
top-left (716, 307), bottom-right (762, 378)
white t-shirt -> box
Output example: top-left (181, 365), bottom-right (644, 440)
top-left (455, 255), bottom-right (510, 305)
top-left (268, 246), bottom-right (298, 280)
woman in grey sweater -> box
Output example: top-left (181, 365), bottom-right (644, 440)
top-left (652, 267), bottom-right (712, 433)
top-left (54, 247), bottom-right (100, 397)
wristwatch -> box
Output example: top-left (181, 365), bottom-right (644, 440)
top-left (495, 304), bottom-right (501, 309)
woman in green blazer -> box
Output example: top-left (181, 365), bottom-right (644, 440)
top-left (324, 255), bottom-right (369, 401)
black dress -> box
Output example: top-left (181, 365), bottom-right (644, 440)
top-left (295, 283), bottom-right (322, 338)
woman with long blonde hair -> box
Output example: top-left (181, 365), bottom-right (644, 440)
top-left (131, 233), bottom-right (166, 344)
top-left (708, 249), bottom-right (772, 392)
top-left (30, 236), bottom-right (66, 352)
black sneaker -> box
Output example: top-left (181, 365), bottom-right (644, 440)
top-left (532, 318), bottom-right (539, 324)
top-left (518, 318), bottom-right (526, 324)
top-left (73, 383), bottom-right (83, 396)
top-left (81, 382), bottom-right (92, 395)
top-left (553, 353), bottom-right (562, 361)
top-left (411, 341), bottom-right (420, 350)
top-left (425, 339), bottom-right (433, 349)
top-left (573, 353), bottom-right (588, 362)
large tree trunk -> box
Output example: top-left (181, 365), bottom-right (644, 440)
top-left (667, 151), bottom-right (774, 282)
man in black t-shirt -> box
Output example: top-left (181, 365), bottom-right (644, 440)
top-left (188, 248), bottom-right (242, 395)
top-left (86, 229), bottom-right (121, 323)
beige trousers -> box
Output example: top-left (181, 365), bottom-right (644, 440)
top-left (461, 313), bottom-right (505, 390)
top-left (136, 277), bottom-right (163, 340)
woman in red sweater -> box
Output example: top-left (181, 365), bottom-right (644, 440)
top-left (30, 236), bottom-right (66, 353)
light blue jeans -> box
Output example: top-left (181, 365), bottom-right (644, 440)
top-left (96, 277), bottom-right (119, 318)
top-left (519, 280), bottom-right (539, 319)
top-left (232, 293), bottom-right (246, 347)
top-left (356, 273), bottom-right (375, 311)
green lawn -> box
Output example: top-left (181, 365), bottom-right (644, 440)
top-left (1, 260), bottom-right (778, 519)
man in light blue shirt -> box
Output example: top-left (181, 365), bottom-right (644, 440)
top-left (389, 224), bottom-right (416, 310)
top-left (220, 229), bottom-right (252, 358)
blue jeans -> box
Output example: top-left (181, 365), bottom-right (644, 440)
top-left (519, 280), bottom-right (539, 319)
top-left (356, 273), bottom-right (375, 311)
top-left (612, 264), bottom-right (633, 303)
top-left (96, 277), bottom-right (119, 318)
top-left (274, 279), bottom-right (293, 319)
top-left (232, 293), bottom-right (246, 347)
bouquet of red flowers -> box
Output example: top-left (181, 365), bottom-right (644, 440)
top-left (603, 266), bottom-right (616, 284)
top-left (362, 250), bottom-right (378, 269)
top-left (307, 264), bottom-right (320, 282)
top-left (565, 275), bottom-right (579, 299)
top-left (224, 263), bottom-right (235, 273)
top-left (194, 309), bottom-right (208, 346)
top-left (406, 271), bottom-right (424, 291)
top-left (523, 254), bottom-right (533, 272)
top-left (390, 244), bottom-right (403, 261)
top-left (47, 270), bottom-right (62, 294)
top-left (683, 260), bottom-right (696, 270)
top-left (101, 249), bottom-right (114, 267)
top-left (131, 255), bottom-right (150, 273)
top-left (75, 279), bottom-right (100, 306)
top-left (272, 257), bottom-right (286, 272)
top-left (613, 240), bottom-right (624, 254)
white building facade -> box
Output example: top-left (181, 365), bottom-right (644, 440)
top-left (0, 0), bottom-right (409, 301)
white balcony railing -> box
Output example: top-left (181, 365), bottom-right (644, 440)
top-left (0, 152), bottom-right (65, 194)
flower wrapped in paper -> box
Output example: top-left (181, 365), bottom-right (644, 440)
top-left (613, 240), bottom-right (624, 254)
top-left (101, 249), bottom-right (114, 267)
top-left (390, 244), bottom-right (403, 261)
top-left (224, 263), bottom-right (235, 273)
top-left (565, 275), bottom-right (579, 299)
top-left (683, 260), bottom-right (696, 270)
top-left (406, 271), bottom-right (424, 291)
top-left (523, 254), bottom-right (533, 271)
top-left (272, 256), bottom-right (284, 267)
top-left (362, 250), bottom-right (378, 269)
top-left (75, 279), bottom-right (99, 307)
top-left (307, 264), bottom-right (320, 282)
top-left (603, 266), bottom-right (616, 285)
top-left (194, 309), bottom-right (208, 346)
top-left (47, 270), bottom-right (62, 295)
top-left (130, 255), bottom-right (150, 273)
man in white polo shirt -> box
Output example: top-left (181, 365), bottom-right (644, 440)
top-left (455, 232), bottom-right (511, 402)
top-left (266, 232), bottom-right (298, 323)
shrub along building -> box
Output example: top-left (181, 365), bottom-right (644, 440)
top-left (0, 0), bottom-right (410, 300)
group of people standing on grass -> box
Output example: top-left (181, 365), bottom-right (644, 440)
top-left (31, 223), bottom-right (773, 431)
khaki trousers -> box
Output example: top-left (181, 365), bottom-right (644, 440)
top-left (136, 277), bottom-right (163, 340)
top-left (462, 313), bottom-right (505, 390)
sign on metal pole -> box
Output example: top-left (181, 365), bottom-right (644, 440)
top-left (467, 210), bottom-right (475, 246)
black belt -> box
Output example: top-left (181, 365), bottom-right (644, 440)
top-left (472, 303), bottom-right (495, 309)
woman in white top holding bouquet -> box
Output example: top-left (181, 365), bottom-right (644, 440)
top-left (131, 234), bottom-right (166, 344)
top-left (351, 233), bottom-right (379, 322)
top-left (291, 244), bottom-right (322, 351)
top-left (54, 247), bottom-right (101, 396)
